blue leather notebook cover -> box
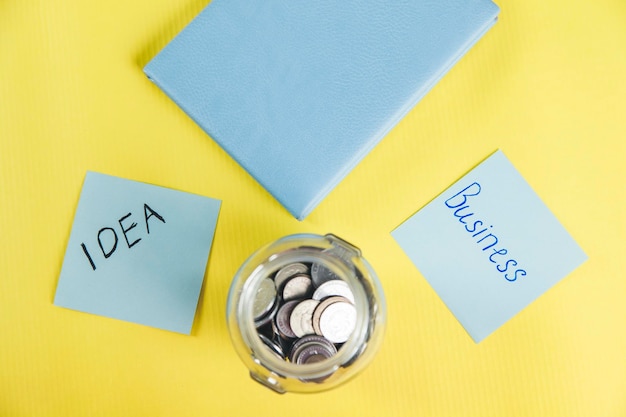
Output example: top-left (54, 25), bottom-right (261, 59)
top-left (144, 0), bottom-right (499, 220)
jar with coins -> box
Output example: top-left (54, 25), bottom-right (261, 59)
top-left (226, 233), bottom-right (386, 393)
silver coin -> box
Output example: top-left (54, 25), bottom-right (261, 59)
top-left (274, 263), bottom-right (309, 290)
top-left (311, 263), bottom-right (341, 288)
top-left (288, 334), bottom-right (337, 362)
top-left (253, 277), bottom-right (277, 320)
top-left (290, 337), bottom-right (337, 382)
top-left (319, 300), bottom-right (356, 344)
top-left (289, 299), bottom-right (320, 338)
top-left (312, 280), bottom-right (355, 303)
top-left (254, 295), bottom-right (280, 329)
top-left (312, 296), bottom-right (351, 336)
top-left (275, 300), bottom-right (300, 339)
top-left (282, 275), bottom-right (312, 301)
top-left (294, 343), bottom-right (336, 365)
top-left (258, 333), bottom-right (284, 359)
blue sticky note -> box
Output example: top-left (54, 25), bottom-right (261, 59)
top-left (391, 151), bottom-right (587, 342)
top-left (54, 172), bottom-right (221, 334)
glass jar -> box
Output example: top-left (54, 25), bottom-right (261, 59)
top-left (226, 233), bottom-right (386, 393)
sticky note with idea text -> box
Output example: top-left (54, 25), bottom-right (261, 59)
top-left (392, 150), bottom-right (587, 342)
top-left (54, 172), bottom-right (221, 334)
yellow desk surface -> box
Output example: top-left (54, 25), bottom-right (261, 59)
top-left (2, 0), bottom-right (625, 416)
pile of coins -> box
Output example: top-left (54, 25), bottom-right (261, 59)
top-left (252, 262), bottom-right (357, 366)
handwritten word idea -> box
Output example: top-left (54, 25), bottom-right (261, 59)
top-left (80, 203), bottom-right (165, 270)
top-left (445, 182), bottom-right (527, 282)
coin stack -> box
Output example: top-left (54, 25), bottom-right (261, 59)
top-left (252, 262), bottom-right (357, 367)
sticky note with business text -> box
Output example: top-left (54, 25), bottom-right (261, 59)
top-left (391, 150), bottom-right (587, 342)
top-left (54, 172), bottom-right (221, 334)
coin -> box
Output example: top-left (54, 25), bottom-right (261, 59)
top-left (312, 296), bottom-right (351, 336)
top-left (275, 300), bottom-right (300, 339)
top-left (259, 333), bottom-right (284, 359)
top-left (288, 334), bottom-right (337, 362)
top-left (289, 299), bottom-right (320, 338)
top-left (293, 343), bottom-right (336, 365)
top-left (282, 275), bottom-right (313, 301)
top-left (289, 335), bottom-right (338, 382)
top-left (312, 280), bottom-right (355, 303)
top-left (274, 263), bottom-right (309, 290)
top-left (311, 263), bottom-right (340, 287)
top-left (318, 300), bottom-right (356, 343)
top-left (254, 295), bottom-right (280, 329)
top-left (253, 277), bottom-right (277, 320)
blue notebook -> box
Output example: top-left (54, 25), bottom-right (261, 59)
top-left (144, 0), bottom-right (499, 220)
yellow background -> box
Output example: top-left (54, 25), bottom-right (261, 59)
top-left (1, 0), bottom-right (625, 415)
